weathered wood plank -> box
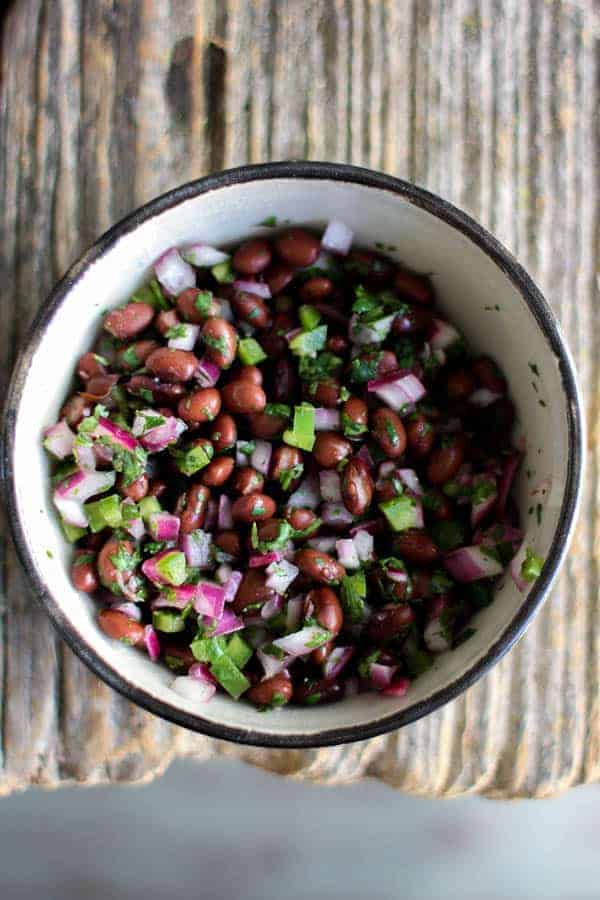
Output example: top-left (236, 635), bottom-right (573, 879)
top-left (0, 0), bottom-right (598, 797)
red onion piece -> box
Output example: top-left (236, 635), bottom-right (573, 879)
top-left (148, 511), bottom-right (180, 542)
top-left (471, 482), bottom-right (498, 528)
top-left (382, 677), bottom-right (411, 698)
top-left (249, 551), bottom-right (282, 568)
top-left (430, 318), bottom-right (462, 351)
top-left (144, 625), bottom-right (160, 662)
top-left (307, 535), bottom-right (338, 553)
top-left (257, 646), bottom-right (293, 678)
top-left (54, 468), bottom-right (116, 527)
top-left (314, 408), bottom-right (341, 431)
top-left (95, 417), bottom-right (139, 453)
top-left (222, 570), bottom-right (243, 604)
top-left (321, 219), bottom-right (354, 256)
top-left (319, 470), bottom-right (342, 503)
top-left (350, 312), bottom-right (395, 345)
top-left (73, 441), bottom-right (96, 471)
top-left (336, 538), bottom-right (360, 570)
top-left (194, 581), bottom-right (226, 619)
top-left (285, 596), bottom-right (304, 632)
top-left (155, 247), bottom-right (196, 295)
top-left (110, 601), bottom-right (142, 622)
top-left (168, 322), bottom-right (200, 352)
top-left (202, 609), bottom-right (244, 636)
top-left (189, 662), bottom-right (217, 684)
top-left (196, 355), bottom-right (221, 387)
top-left (217, 494), bottom-right (233, 530)
top-left (321, 502), bottom-right (354, 527)
top-left (181, 530), bottom-right (212, 569)
top-left (43, 420), bottom-right (75, 459)
top-left (396, 468), bottom-right (423, 496)
top-left (324, 646), bottom-right (354, 680)
top-left (182, 243), bottom-right (229, 267)
top-left (444, 546), bottom-right (503, 582)
top-left (233, 279), bottom-right (271, 299)
top-left (171, 675), bottom-right (216, 703)
top-left (352, 529), bottom-right (375, 562)
top-left (265, 559), bottom-right (299, 595)
top-left (386, 567), bottom-right (408, 584)
top-left (369, 662), bottom-right (397, 690)
top-left (152, 583), bottom-right (198, 610)
top-left (261, 594), bottom-right (284, 620)
top-left (272, 625), bottom-right (331, 658)
top-left (288, 473), bottom-right (320, 510)
top-left (367, 372), bottom-right (426, 412)
top-left (251, 440), bottom-right (272, 476)
top-left (349, 519), bottom-right (383, 537)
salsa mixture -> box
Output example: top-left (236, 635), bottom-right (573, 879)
top-left (43, 220), bottom-right (543, 710)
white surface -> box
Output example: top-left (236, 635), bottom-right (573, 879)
top-left (12, 176), bottom-right (573, 738)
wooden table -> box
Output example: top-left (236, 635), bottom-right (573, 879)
top-left (1, 0), bottom-right (598, 798)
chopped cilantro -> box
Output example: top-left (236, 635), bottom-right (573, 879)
top-left (258, 215), bottom-right (277, 227)
top-left (279, 463), bottom-right (304, 491)
top-left (471, 479), bottom-right (497, 506)
top-left (340, 572), bottom-right (367, 624)
top-left (264, 403), bottom-right (291, 420)
top-left (112, 444), bottom-right (148, 487)
top-left (110, 542), bottom-right (140, 572)
top-left (348, 352), bottom-right (382, 383)
top-left (121, 345), bottom-right (140, 368)
top-left (298, 352), bottom-right (343, 382)
top-left (521, 547), bottom-right (544, 582)
top-left (358, 650), bottom-right (381, 680)
top-left (194, 290), bottom-right (213, 316)
top-left (165, 324), bottom-right (188, 340)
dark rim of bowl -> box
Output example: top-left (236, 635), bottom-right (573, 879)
top-left (2, 161), bottom-right (583, 748)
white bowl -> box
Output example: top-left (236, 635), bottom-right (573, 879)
top-left (1, 162), bottom-right (584, 747)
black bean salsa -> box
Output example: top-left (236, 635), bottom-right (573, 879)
top-left (44, 220), bottom-right (544, 710)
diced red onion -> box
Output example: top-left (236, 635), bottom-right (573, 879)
top-left (168, 322), bottom-right (200, 351)
top-left (110, 601), bottom-right (142, 622)
top-left (95, 417), bottom-right (139, 453)
top-left (188, 662), bottom-right (217, 684)
top-left (352, 529), bottom-right (375, 563)
top-left (93, 443), bottom-right (114, 465)
top-left (265, 559), bottom-right (299, 595)
top-left (257, 647), bottom-right (292, 678)
top-left (369, 662), bottom-right (397, 690)
top-left (350, 312), bottom-right (395, 345)
top-left (204, 498), bottom-right (218, 531)
top-left (182, 243), bottom-right (229, 267)
top-left (396, 468), bottom-right (423, 496)
top-left (321, 502), bottom-right (354, 527)
top-left (382, 677), bottom-right (411, 697)
top-left (249, 551), bottom-right (282, 568)
top-left (251, 440), bottom-right (272, 476)
top-left (122, 500), bottom-right (145, 540)
top-left (149, 511), bottom-right (180, 542)
top-left (321, 219), bottom-right (354, 256)
top-left (288, 473), bottom-right (320, 510)
top-left (314, 408), bottom-right (341, 431)
top-left (144, 625), bottom-right (160, 662)
top-left (336, 538), bottom-right (360, 570)
top-left (202, 609), bottom-right (244, 636)
top-left (54, 468), bottom-right (116, 527)
top-left (43, 420), bottom-right (75, 459)
top-left (377, 460), bottom-right (396, 481)
top-left (221, 570), bottom-right (243, 604)
top-left (411, 496), bottom-right (425, 529)
top-left (430, 318), bottom-right (462, 351)
top-left (217, 494), bottom-right (233, 529)
top-left (469, 388), bottom-right (502, 408)
top-left (233, 279), bottom-right (271, 299)
top-left (141, 549), bottom-right (184, 587)
top-left (152, 583), bottom-right (198, 610)
top-left (349, 519), bottom-right (383, 537)
top-left (155, 247), bottom-right (196, 295)
top-left (323, 646), bottom-right (354, 680)
top-left (194, 581), bottom-right (226, 619)
top-left (73, 441), bottom-right (96, 471)
top-left (171, 675), bottom-right (216, 703)
top-left (319, 470), bottom-right (342, 503)
top-left (367, 372), bottom-right (426, 412)
top-left (215, 564), bottom-right (232, 585)
top-left (424, 615), bottom-right (452, 653)
top-left (196, 355), bottom-right (221, 387)
top-left (181, 530), bottom-right (212, 569)
top-left (444, 546), bottom-right (503, 582)
top-left (307, 536), bottom-right (338, 553)
top-left (272, 625), bottom-right (330, 658)
top-left (509, 545), bottom-right (529, 593)
top-left (387, 567), bottom-right (408, 585)
top-left (356, 444), bottom-right (375, 469)
top-left (497, 452), bottom-right (521, 518)
top-left (261, 594), bottom-right (284, 620)
top-left (471, 480), bottom-right (498, 527)
top-left (285, 596), bottom-right (304, 632)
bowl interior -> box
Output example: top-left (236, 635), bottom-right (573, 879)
top-left (8, 172), bottom-right (576, 744)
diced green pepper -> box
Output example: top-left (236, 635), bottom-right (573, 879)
top-left (379, 496), bottom-right (418, 532)
top-left (191, 635), bottom-right (228, 664)
top-left (521, 547), bottom-right (544, 582)
top-left (211, 260), bottom-right (234, 284)
top-left (210, 653), bottom-right (250, 699)
top-left (138, 495), bottom-right (161, 523)
top-left (340, 572), bottom-right (367, 624)
top-left (226, 633), bottom-right (252, 669)
top-left (152, 609), bottom-right (185, 633)
top-left (130, 278), bottom-right (170, 310)
top-left (289, 325), bottom-right (327, 357)
top-left (283, 403), bottom-right (316, 451)
top-left (84, 494), bottom-right (123, 532)
top-left (238, 337), bottom-right (267, 366)
top-left (298, 305), bottom-right (321, 331)
top-left (155, 551), bottom-right (187, 586)
top-left (171, 442), bottom-right (214, 476)
top-left (61, 519), bottom-right (87, 543)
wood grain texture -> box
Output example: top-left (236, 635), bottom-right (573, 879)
top-left (0, 0), bottom-right (598, 797)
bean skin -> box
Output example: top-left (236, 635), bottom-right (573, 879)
top-left (326, 334), bottom-right (349, 355)
top-left (125, 375), bottom-right (186, 408)
top-left (115, 339), bottom-right (159, 372)
top-left (393, 529), bottom-right (439, 565)
top-left (275, 228), bottom-right (320, 267)
top-left (79, 373), bottom-right (119, 402)
top-left (341, 396), bottom-right (368, 436)
top-left (295, 549), bottom-right (345, 585)
top-left (341, 457), bottom-right (374, 516)
top-left (200, 455), bottom-right (234, 487)
top-left (177, 388), bottom-right (222, 424)
top-left (161, 642), bottom-right (196, 671)
top-left (285, 507), bottom-right (319, 536)
top-left (117, 473), bottom-right (149, 502)
top-left (356, 349), bottom-right (399, 379)
top-left (146, 347), bottom-right (198, 383)
top-left (423, 488), bottom-right (453, 521)
top-left (426, 436), bottom-right (466, 484)
top-left (209, 413), bottom-right (237, 453)
top-left (176, 483), bottom-right (210, 534)
top-left (406, 414), bottom-right (434, 458)
top-left (298, 277), bottom-right (334, 302)
top-left (248, 411), bottom-right (287, 440)
top-left (247, 673), bottom-right (292, 708)
top-left (308, 587), bottom-right (343, 636)
top-left (367, 603), bottom-right (415, 642)
top-left (71, 550), bottom-right (99, 593)
top-left (233, 238), bottom-right (272, 275)
top-left (305, 379), bottom-right (340, 408)
top-left (103, 302), bottom-right (154, 340)
top-left (155, 308), bottom-right (181, 336)
top-left (264, 261), bottom-right (295, 295)
top-left (201, 318), bottom-right (238, 369)
top-left (176, 288), bottom-right (221, 324)
top-left (371, 408), bottom-right (407, 459)
top-left (222, 379), bottom-right (267, 415)
top-left (313, 432), bottom-right (353, 468)
top-left (148, 479), bottom-right (168, 500)
top-left (294, 677), bottom-right (344, 705)
top-left (231, 466), bottom-right (265, 495)
top-left (232, 291), bottom-right (271, 329)
top-left (269, 446), bottom-right (303, 482)
top-left (392, 303), bottom-right (433, 335)
top-left (393, 268), bottom-right (434, 304)
top-left (231, 493), bottom-right (276, 524)
top-left (471, 355), bottom-right (507, 394)
top-left (97, 537), bottom-right (136, 591)
top-left (238, 365), bottom-right (263, 385)
top-left (214, 531), bottom-right (242, 558)
top-left (60, 394), bottom-right (92, 427)
top-left (232, 570), bottom-right (272, 613)
top-left (98, 609), bottom-right (145, 646)
top-left (77, 352), bottom-right (107, 382)
top-left (271, 356), bottom-right (298, 403)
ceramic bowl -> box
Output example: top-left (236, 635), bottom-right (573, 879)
top-left (1, 162), bottom-right (584, 747)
